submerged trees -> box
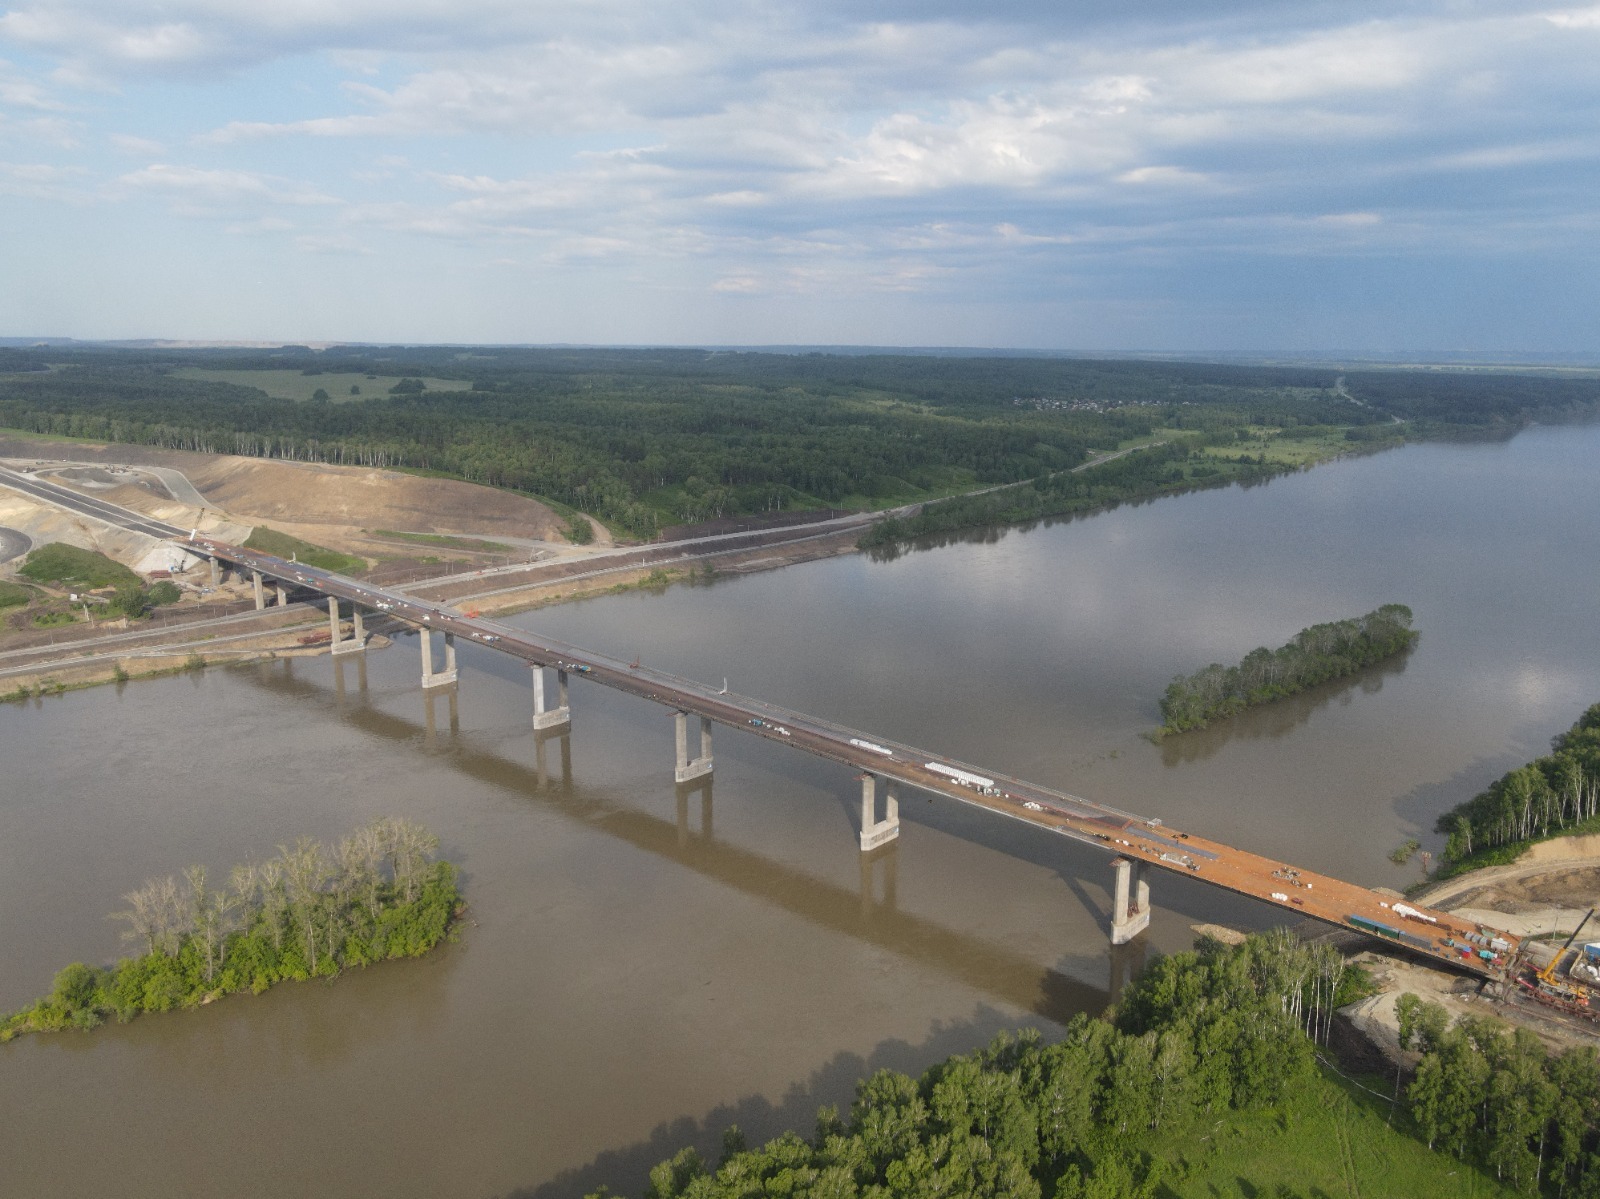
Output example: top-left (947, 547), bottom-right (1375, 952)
top-left (1, 818), bottom-right (460, 1041)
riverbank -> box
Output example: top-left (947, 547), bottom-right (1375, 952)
top-left (0, 607), bottom-right (392, 699)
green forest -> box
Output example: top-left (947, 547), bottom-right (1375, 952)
top-left (1157, 604), bottom-right (1420, 735)
top-left (1434, 702), bottom-right (1600, 874)
top-left (2, 347), bottom-right (1595, 541)
top-left (0, 817), bottom-right (459, 1041)
top-left (593, 932), bottom-right (1599, 1199)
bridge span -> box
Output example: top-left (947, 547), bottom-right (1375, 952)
top-left (0, 461), bottom-right (1513, 977)
top-left (188, 531), bottom-right (1513, 978)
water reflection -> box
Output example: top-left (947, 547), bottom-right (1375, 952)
top-left (1157, 647), bottom-right (1415, 767)
top-left (505, 1006), bottom-right (1032, 1199)
top-left (236, 663), bottom-right (1108, 1025)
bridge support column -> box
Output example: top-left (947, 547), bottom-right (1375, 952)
top-left (276, 582), bottom-right (289, 606)
top-left (328, 597), bottom-right (366, 656)
top-left (209, 557), bottom-right (220, 588)
top-left (674, 711), bottom-right (713, 783)
top-left (252, 570), bottom-right (264, 610)
top-left (419, 628), bottom-right (457, 689)
top-left (859, 773), bottom-right (901, 851)
top-left (531, 665), bottom-right (571, 731)
top-left (1109, 856), bottom-right (1150, 945)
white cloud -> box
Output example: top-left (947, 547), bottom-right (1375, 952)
top-left (117, 163), bottom-right (338, 211)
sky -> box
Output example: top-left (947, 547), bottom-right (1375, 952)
top-left (0, 0), bottom-right (1597, 351)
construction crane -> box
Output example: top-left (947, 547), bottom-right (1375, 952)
top-left (1518, 908), bottom-right (1598, 1020)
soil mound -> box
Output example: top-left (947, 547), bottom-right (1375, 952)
top-left (184, 458), bottom-right (568, 542)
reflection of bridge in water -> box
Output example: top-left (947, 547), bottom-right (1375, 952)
top-left (205, 529), bottom-right (1509, 980)
top-left (0, 464), bottom-right (1509, 979)
top-left (249, 656), bottom-right (1137, 1020)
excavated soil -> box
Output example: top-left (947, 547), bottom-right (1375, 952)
top-left (1446, 866), bottom-right (1600, 914)
top-left (0, 435), bottom-right (604, 552)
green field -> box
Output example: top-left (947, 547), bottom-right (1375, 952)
top-left (173, 369), bottom-right (472, 403)
top-left (18, 543), bottom-right (141, 590)
top-left (242, 526), bottom-right (366, 573)
top-left (0, 580), bottom-right (35, 609)
top-left (1148, 1068), bottom-right (1512, 1198)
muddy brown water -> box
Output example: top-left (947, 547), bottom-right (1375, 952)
top-left (3, 424), bottom-right (1600, 1197)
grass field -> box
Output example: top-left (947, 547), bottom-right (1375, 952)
top-left (173, 369), bottom-right (473, 403)
top-left (0, 580), bottom-right (33, 608)
top-left (1141, 1067), bottom-right (1514, 1198)
top-left (243, 526), bottom-right (367, 573)
top-left (18, 543), bottom-right (141, 590)
top-left (1189, 424), bottom-right (1403, 469)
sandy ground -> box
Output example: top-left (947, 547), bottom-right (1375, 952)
top-left (0, 436), bottom-right (602, 556)
top-left (1336, 836), bottom-right (1600, 1061)
top-left (1413, 836), bottom-right (1600, 909)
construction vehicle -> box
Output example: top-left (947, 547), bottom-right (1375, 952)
top-left (1516, 908), bottom-right (1599, 1022)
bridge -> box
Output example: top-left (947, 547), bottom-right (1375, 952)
top-left (0, 462), bottom-right (1515, 976)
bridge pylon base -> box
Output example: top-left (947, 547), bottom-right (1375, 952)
top-left (532, 666), bottom-right (571, 731)
top-left (1109, 856), bottom-right (1151, 945)
top-left (420, 628), bottom-right (458, 689)
top-left (674, 711), bottom-right (713, 784)
top-left (859, 773), bottom-right (900, 851)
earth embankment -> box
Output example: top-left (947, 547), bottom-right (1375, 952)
top-left (0, 435), bottom-right (598, 553)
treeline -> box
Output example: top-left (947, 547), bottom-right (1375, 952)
top-left (0, 818), bottom-right (459, 1041)
top-left (1158, 604), bottom-right (1419, 735)
top-left (601, 933), bottom-right (1370, 1199)
top-left (1435, 702), bottom-right (1600, 871)
top-left (3, 348), bottom-right (1592, 539)
top-left (0, 348), bottom-right (1381, 537)
top-left (857, 440), bottom-right (1287, 549)
top-left (1398, 994), bottom-right (1600, 1195)
top-left (1344, 371), bottom-right (1600, 432)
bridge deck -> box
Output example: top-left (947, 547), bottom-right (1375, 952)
top-left (0, 462), bottom-right (1511, 977)
top-left (197, 533), bottom-right (1512, 978)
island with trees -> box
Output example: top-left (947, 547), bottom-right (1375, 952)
top-left (0, 817), bottom-right (459, 1041)
top-left (1156, 604), bottom-right (1419, 736)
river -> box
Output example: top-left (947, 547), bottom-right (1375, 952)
top-left (2, 423), bottom-right (1599, 1196)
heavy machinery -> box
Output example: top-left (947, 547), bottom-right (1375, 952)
top-left (1517, 908), bottom-right (1600, 1022)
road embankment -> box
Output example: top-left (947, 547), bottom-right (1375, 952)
top-left (0, 605), bottom-right (389, 699)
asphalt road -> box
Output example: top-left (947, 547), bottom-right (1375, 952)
top-left (0, 464), bottom-right (187, 541)
top-left (0, 525), bottom-right (30, 564)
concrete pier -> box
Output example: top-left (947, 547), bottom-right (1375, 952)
top-left (532, 665), bottom-right (571, 731)
top-left (420, 627), bottom-right (458, 689)
top-left (328, 597), bottom-right (366, 656)
top-left (858, 773), bottom-right (901, 851)
top-left (275, 582), bottom-right (289, 607)
top-left (209, 557), bottom-right (220, 588)
top-left (252, 570), bottom-right (264, 610)
top-left (1109, 856), bottom-right (1151, 945)
top-left (674, 710), bottom-right (713, 783)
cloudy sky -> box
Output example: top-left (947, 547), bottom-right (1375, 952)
top-left (1, 0), bottom-right (1597, 350)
